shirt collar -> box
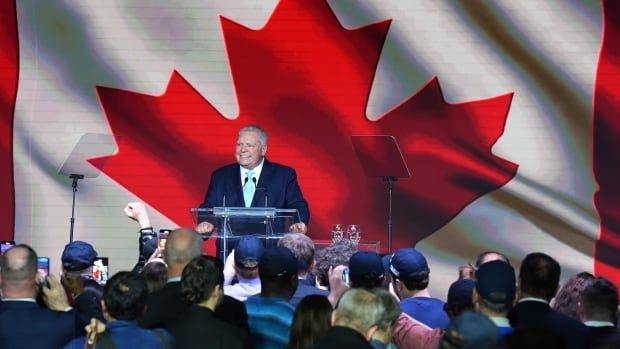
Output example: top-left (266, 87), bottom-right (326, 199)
top-left (0, 297), bottom-right (37, 303)
top-left (240, 158), bottom-right (265, 184)
top-left (518, 297), bottom-right (549, 304)
top-left (584, 320), bottom-right (615, 327)
top-left (167, 276), bottom-right (181, 283)
top-left (489, 316), bottom-right (511, 327)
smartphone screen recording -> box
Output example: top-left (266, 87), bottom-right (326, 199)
top-left (1, 240), bottom-right (15, 255)
top-left (37, 257), bottom-right (50, 286)
top-left (92, 257), bottom-right (109, 285)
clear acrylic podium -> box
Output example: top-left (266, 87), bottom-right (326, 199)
top-left (190, 207), bottom-right (300, 261)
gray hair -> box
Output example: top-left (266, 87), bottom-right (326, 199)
top-left (238, 125), bottom-right (268, 147)
top-left (334, 288), bottom-right (385, 334)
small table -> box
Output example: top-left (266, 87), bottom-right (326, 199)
top-left (313, 240), bottom-right (381, 254)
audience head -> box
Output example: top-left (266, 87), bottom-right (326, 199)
top-left (259, 246), bottom-right (299, 299)
top-left (440, 311), bottom-right (500, 349)
top-left (234, 235), bottom-right (264, 279)
top-left (475, 251), bottom-right (510, 268)
top-left (389, 248), bottom-right (430, 296)
top-left (164, 228), bottom-right (203, 273)
top-left (474, 260), bottom-right (516, 316)
top-left (579, 276), bottom-right (618, 323)
top-left (181, 255), bottom-right (224, 310)
top-left (61, 240), bottom-right (97, 275)
top-left (333, 288), bottom-right (385, 341)
top-left (371, 289), bottom-right (402, 342)
top-left (288, 295), bottom-right (333, 349)
top-left (551, 271), bottom-right (595, 321)
top-left (0, 244), bottom-right (38, 297)
top-left (102, 271), bottom-right (148, 321)
top-left (140, 261), bottom-right (168, 293)
top-left (444, 279), bottom-right (475, 319)
top-left (518, 252), bottom-right (560, 301)
top-left (349, 251), bottom-right (384, 290)
top-left (278, 233), bottom-right (315, 275)
top-left (315, 239), bottom-right (358, 287)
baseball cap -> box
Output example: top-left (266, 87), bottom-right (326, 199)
top-left (61, 241), bottom-right (98, 272)
top-left (259, 246), bottom-right (298, 278)
top-left (440, 311), bottom-right (500, 349)
top-left (475, 260), bottom-right (516, 305)
top-left (389, 248), bottom-right (430, 280)
top-left (446, 279), bottom-right (476, 307)
top-left (234, 236), bottom-right (264, 269)
top-left (349, 251), bottom-right (384, 285)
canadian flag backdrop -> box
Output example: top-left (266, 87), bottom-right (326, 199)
top-left (1, 0), bottom-right (618, 295)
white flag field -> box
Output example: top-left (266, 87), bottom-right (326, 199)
top-left (1, 0), bottom-right (619, 295)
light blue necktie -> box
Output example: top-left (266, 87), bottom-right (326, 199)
top-left (243, 170), bottom-right (254, 207)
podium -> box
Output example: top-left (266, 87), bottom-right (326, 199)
top-left (191, 207), bottom-right (300, 261)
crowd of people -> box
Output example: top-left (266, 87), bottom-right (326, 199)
top-left (1, 209), bottom-right (619, 349)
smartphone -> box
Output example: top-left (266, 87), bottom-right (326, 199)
top-left (92, 257), bottom-right (109, 285)
top-left (37, 257), bottom-right (50, 287)
top-left (342, 267), bottom-right (350, 285)
top-left (1, 240), bottom-right (15, 255)
top-left (158, 229), bottom-right (171, 251)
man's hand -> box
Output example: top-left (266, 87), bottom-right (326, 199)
top-left (42, 275), bottom-right (71, 311)
top-left (124, 202), bottom-right (151, 229)
top-left (223, 249), bottom-right (236, 286)
top-left (196, 221), bottom-right (214, 234)
top-left (458, 263), bottom-right (475, 280)
top-left (327, 265), bottom-right (349, 307)
top-left (85, 317), bottom-right (107, 345)
top-left (289, 222), bottom-right (307, 234)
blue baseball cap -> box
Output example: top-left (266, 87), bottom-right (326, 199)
top-left (234, 235), bottom-right (264, 269)
top-left (389, 248), bottom-right (430, 281)
top-left (447, 279), bottom-right (475, 307)
top-left (61, 241), bottom-right (98, 272)
top-left (259, 246), bottom-right (298, 278)
top-left (475, 260), bottom-right (516, 305)
top-left (349, 251), bottom-right (384, 285)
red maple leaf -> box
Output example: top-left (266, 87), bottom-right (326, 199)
top-left (91, 0), bottom-right (517, 252)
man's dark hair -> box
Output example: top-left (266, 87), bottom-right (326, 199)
top-left (518, 252), bottom-right (560, 300)
top-left (103, 271), bottom-right (148, 320)
top-left (351, 274), bottom-right (384, 290)
top-left (581, 277), bottom-right (618, 322)
top-left (140, 261), bottom-right (168, 293)
top-left (181, 255), bottom-right (224, 305)
top-left (391, 271), bottom-right (429, 291)
top-left (0, 244), bottom-right (37, 283)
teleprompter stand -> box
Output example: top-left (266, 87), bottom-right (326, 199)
top-left (351, 135), bottom-right (411, 253)
top-left (59, 133), bottom-right (118, 242)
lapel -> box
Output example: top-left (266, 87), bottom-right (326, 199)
top-left (252, 159), bottom-right (273, 207)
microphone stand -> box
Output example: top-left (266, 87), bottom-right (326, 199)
top-left (383, 176), bottom-right (397, 253)
top-left (69, 174), bottom-right (85, 243)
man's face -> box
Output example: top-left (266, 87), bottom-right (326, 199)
top-left (236, 130), bottom-right (266, 169)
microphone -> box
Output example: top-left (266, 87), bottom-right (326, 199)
top-left (252, 177), bottom-right (257, 187)
top-left (243, 176), bottom-right (250, 187)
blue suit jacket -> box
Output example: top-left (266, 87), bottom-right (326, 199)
top-left (201, 159), bottom-right (310, 224)
top-left (0, 300), bottom-right (77, 349)
top-left (508, 300), bottom-right (589, 349)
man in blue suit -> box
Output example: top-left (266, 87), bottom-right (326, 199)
top-left (197, 125), bottom-right (310, 258)
top-left (0, 244), bottom-right (77, 349)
